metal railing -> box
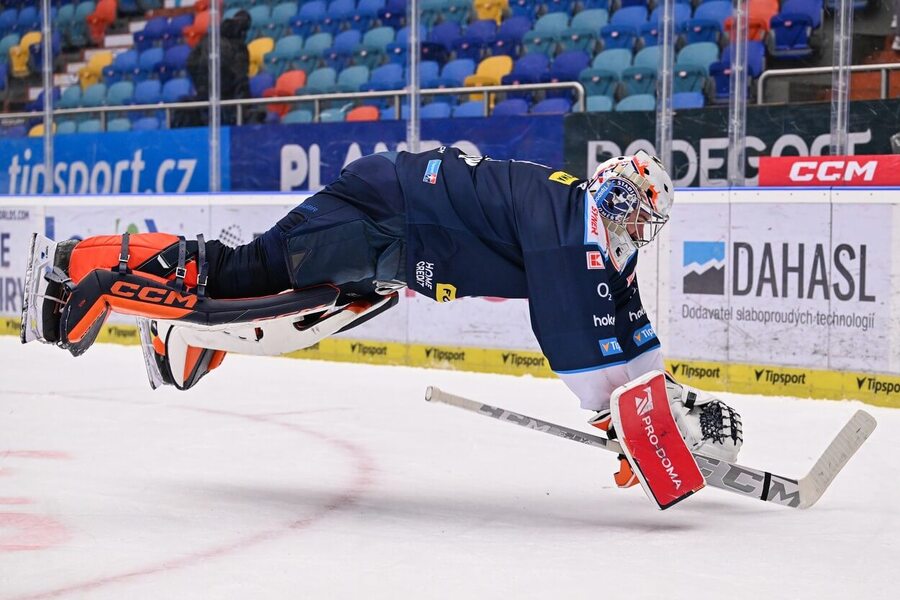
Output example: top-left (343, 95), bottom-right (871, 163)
top-left (0, 81), bottom-right (586, 129)
top-left (757, 62), bottom-right (900, 105)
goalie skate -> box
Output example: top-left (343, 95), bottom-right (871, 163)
top-left (20, 233), bottom-right (77, 346)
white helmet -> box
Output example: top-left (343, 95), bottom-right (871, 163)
top-left (587, 150), bottom-right (674, 268)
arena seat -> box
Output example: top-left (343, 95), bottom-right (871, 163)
top-left (137, 48), bottom-right (164, 81)
top-left (453, 20), bottom-right (498, 61)
top-left (586, 94), bottom-right (613, 111)
top-left (682, 1), bottom-right (731, 45)
top-left (768, 13), bottom-right (815, 59)
top-left (351, 0), bottom-right (385, 32)
top-left (600, 6), bottom-right (647, 50)
top-left (492, 15), bottom-right (532, 56)
top-left (492, 97), bottom-right (529, 116)
top-left (453, 100), bottom-right (487, 117)
top-left (295, 31), bottom-right (331, 72)
top-left (107, 117), bottom-right (132, 132)
top-left (161, 77), bottom-right (193, 103)
top-left (672, 91), bottom-right (705, 109)
top-left (266, 34), bottom-right (303, 76)
top-left (86, 0), bottom-right (117, 46)
top-left (423, 21), bottom-right (460, 64)
top-left (183, 10), bottom-right (210, 48)
top-left (165, 14), bottom-right (194, 49)
top-left (132, 116), bottom-right (161, 131)
top-left (103, 49), bottom-right (139, 85)
top-left (522, 12), bottom-right (570, 56)
top-left (649, 3), bottom-right (692, 30)
top-left (250, 71), bottom-right (276, 97)
top-left (106, 81), bottom-right (135, 106)
top-left (134, 79), bottom-right (162, 105)
top-left (559, 9), bottom-right (608, 54)
top-left (135, 16), bottom-right (167, 52)
top-left (68, 2), bottom-right (96, 48)
top-left (579, 67), bottom-right (619, 98)
top-left (421, 101), bottom-right (452, 118)
top-left (542, 50), bottom-right (590, 99)
top-left (591, 48), bottom-right (632, 77)
top-left (263, 69), bottom-right (308, 117)
top-left (305, 66), bottom-right (337, 94)
top-left (323, 29), bottom-right (362, 70)
top-left (676, 41), bottom-right (720, 73)
top-left (532, 97), bottom-right (571, 114)
top-left (377, 0), bottom-right (406, 29)
top-left (283, 108), bottom-right (314, 123)
top-left (248, 37), bottom-right (275, 77)
top-left (0, 10), bottom-right (17, 38)
top-left (77, 119), bottom-right (103, 133)
top-left (354, 26), bottom-right (395, 69)
top-left (621, 65), bottom-right (657, 96)
top-left (464, 55), bottom-right (513, 88)
top-left (159, 44), bottom-right (190, 82)
top-left (57, 119), bottom-right (79, 135)
top-left (474, 0), bottom-right (509, 24)
top-left (346, 105), bottom-right (380, 121)
top-left (9, 31), bottom-right (40, 78)
top-left (319, 107), bottom-right (346, 121)
top-left (333, 65), bottom-right (370, 93)
top-left (321, 0), bottom-right (355, 35)
top-left (501, 52), bottom-right (550, 91)
top-left (674, 63), bottom-right (708, 93)
top-left (80, 82), bottom-right (107, 108)
top-left (0, 33), bottom-right (20, 64)
top-left (446, 0), bottom-right (473, 24)
top-left (270, 2), bottom-right (298, 39)
top-left (247, 5), bottom-right (273, 41)
top-left (615, 93), bottom-right (655, 111)
top-left (15, 7), bottom-right (39, 33)
top-left (291, 1), bottom-right (326, 37)
top-left (59, 85), bottom-right (82, 109)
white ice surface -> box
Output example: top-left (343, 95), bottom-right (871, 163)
top-left (0, 337), bottom-right (897, 600)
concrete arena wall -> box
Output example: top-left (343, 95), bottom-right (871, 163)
top-left (1, 189), bottom-right (898, 408)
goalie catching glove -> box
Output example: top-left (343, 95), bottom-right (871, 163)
top-left (589, 371), bottom-right (743, 508)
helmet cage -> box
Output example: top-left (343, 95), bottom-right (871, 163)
top-left (589, 159), bottom-right (670, 248)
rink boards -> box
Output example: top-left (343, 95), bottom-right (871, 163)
top-left (0, 188), bottom-right (898, 407)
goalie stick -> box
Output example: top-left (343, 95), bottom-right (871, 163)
top-left (425, 386), bottom-right (877, 509)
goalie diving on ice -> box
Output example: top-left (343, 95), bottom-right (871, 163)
top-left (23, 148), bottom-right (751, 508)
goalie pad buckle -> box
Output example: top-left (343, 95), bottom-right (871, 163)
top-left (610, 371), bottom-right (705, 510)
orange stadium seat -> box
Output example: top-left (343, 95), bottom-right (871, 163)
top-left (87, 0), bottom-right (118, 46)
top-left (264, 69), bottom-right (308, 117)
top-left (184, 11), bottom-right (211, 48)
top-left (346, 105), bottom-right (380, 121)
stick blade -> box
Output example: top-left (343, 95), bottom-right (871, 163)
top-left (799, 410), bottom-right (877, 509)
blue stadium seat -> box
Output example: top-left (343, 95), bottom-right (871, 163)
top-left (681, 1), bottom-right (730, 44)
top-left (305, 66), bottom-right (337, 94)
top-left (492, 98), bottom-right (529, 116)
top-left (423, 21), bottom-right (460, 65)
top-left (270, 3), bottom-right (298, 39)
top-left (351, 0), bottom-right (385, 32)
top-left (133, 116), bottom-right (161, 131)
top-left (676, 41), bottom-right (720, 72)
top-left (674, 64), bottom-right (708, 93)
top-left (378, 0), bottom-right (407, 29)
top-left (322, 29), bottom-right (361, 70)
top-left (106, 81), bottom-right (135, 106)
top-left (453, 100), bottom-right (487, 117)
top-left (321, 0), bottom-right (355, 35)
top-left (58, 85), bottom-right (82, 110)
top-left (600, 6), bottom-right (647, 50)
top-left (672, 91), bottom-right (705, 109)
top-left (559, 9), bottom-right (607, 53)
top-left (56, 119), bottom-right (79, 135)
top-left (621, 65), bottom-right (656, 96)
top-left (587, 94), bottom-right (613, 111)
top-left (107, 117), bottom-right (132, 132)
top-left (104, 49), bottom-right (139, 84)
top-left (137, 47), bottom-right (164, 81)
top-left (333, 65), bottom-right (370, 93)
top-left (80, 83), bottom-right (107, 108)
top-left (283, 108), bottom-right (314, 123)
top-left (165, 14), bottom-right (194, 49)
top-left (134, 79), bottom-right (162, 105)
top-left (421, 101), bottom-right (452, 118)
top-left (0, 10), bottom-right (18, 38)
top-left (162, 77), bottom-right (193, 103)
top-left (543, 50), bottom-right (590, 98)
top-left (297, 32), bottom-right (332, 73)
top-left (15, 7), bottom-right (39, 33)
top-left (250, 72), bottom-right (276, 97)
top-left (501, 52), bottom-right (549, 100)
top-left (491, 15), bottom-right (531, 57)
top-left (532, 97), bottom-right (571, 114)
top-left (769, 0), bottom-right (818, 59)
top-left (615, 93), bottom-right (655, 111)
top-left (135, 16), bottom-right (167, 52)
top-left (453, 19), bottom-right (497, 61)
top-left (78, 119), bottom-right (103, 133)
top-left (159, 44), bottom-right (190, 82)
top-left (291, 1), bottom-right (326, 37)
top-left (591, 48), bottom-right (632, 77)
top-left (247, 6), bottom-right (273, 41)
top-left (579, 67), bottom-right (619, 98)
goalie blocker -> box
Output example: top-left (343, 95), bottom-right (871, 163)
top-left (610, 372), bottom-right (705, 509)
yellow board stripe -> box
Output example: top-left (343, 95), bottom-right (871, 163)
top-left (3, 319), bottom-right (897, 408)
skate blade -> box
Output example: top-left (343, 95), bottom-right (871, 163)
top-left (20, 233), bottom-right (58, 345)
top-left (138, 318), bottom-right (165, 390)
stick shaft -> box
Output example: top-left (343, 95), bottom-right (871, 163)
top-left (425, 386), bottom-right (872, 509)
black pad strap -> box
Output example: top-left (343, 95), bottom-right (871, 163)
top-left (174, 236), bottom-right (187, 292)
top-left (117, 232), bottom-right (130, 275)
top-left (196, 234), bottom-right (208, 298)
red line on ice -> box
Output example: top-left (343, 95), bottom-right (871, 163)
top-left (0, 451), bottom-right (72, 460)
top-left (9, 408), bottom-right (376, 600)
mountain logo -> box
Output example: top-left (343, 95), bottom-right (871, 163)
top-left (683, 241), bottom-right (725, 295)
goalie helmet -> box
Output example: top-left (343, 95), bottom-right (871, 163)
top-left (587, 151), bottom-right (674, 268)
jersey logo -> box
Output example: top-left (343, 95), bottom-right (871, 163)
top-left (632, 324), bottom-right (657, 347)
top-left (586, 251), bottom-right (604, 270)
top-left (599, 337), bottom-right (623, 356)
top-left (549, 171), bottom-right (579, 185)
top-left (423, 159), bottom-right (442, 184)
top-left (436, 283), bottom-right (457, 303)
